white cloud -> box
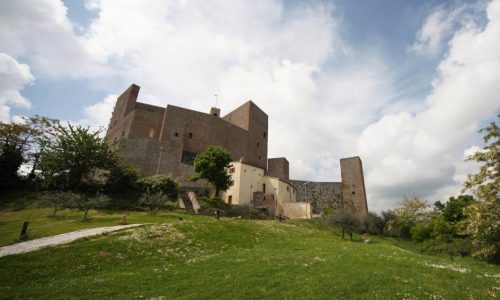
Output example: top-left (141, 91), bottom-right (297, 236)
top-left (82, 0), bottom-right (394, 183)
top-left (0, 53), bottom-right (34, 122)
top-left (409, 4), bottom-right (472, 57)
top-left (79, 94), bottom-right (117, 132)
top-left (360, 0), bottom-right (500, 212)
top-left (0, 0), bottom-right (104, 78)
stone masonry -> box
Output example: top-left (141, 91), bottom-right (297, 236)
top-left (106, 84), bottom-right (369, 217)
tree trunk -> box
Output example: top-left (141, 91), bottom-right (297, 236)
top-left (83, 208), bottom-right (90, 221)
top-left (52, 204), bottom-right (57, 217)
top-left (341, 228), bottom-right (345, 240)
top-left (215, 186), bottom-right (220, 199)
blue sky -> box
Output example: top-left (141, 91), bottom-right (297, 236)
top-left (1, 0), bottom-right (498, 211)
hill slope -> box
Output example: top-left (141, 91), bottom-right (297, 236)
top-left (0, 215), bottom-right (498, 299)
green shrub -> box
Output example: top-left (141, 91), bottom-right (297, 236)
top-left (138, 175), bottom-right (179, 200)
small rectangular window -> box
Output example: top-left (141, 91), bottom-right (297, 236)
top-left (229, 167), bottom-right (235, 174)
top-left (262, 183), bottom-right (266, 193)
top-left (188, 133), bottom-right (193, 139)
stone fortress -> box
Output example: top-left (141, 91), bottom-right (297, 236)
top-left (106, 84), bottom-right (368, 219)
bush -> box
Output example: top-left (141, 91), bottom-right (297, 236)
top-left (327, 209), bottom-right (361, 240)
top-left (138, 175), bottom-right (178, 200)
top-left (363, 212), bottom-right (385, 235)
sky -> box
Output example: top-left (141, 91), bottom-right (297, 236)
top-left (1, 0), bottom-right (499, 212)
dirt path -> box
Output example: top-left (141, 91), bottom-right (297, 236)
top-left (0, 224), bottom-right (143, 258)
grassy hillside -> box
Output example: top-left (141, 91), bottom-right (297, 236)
top-left (0, 211), bottom-right (499, 299)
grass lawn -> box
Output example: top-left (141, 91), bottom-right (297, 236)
top-left (0, 210), bottom-right (499, 299)
top-left (0, 207), bottom-right (190, 247)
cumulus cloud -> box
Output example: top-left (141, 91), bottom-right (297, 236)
top-left (82, 0), bottom-right (395, 183)
top-left (0, 53), bottom-right (34, 122)
top-left (409, 4), bottom-right (474, 57)
top-left (360, 0), bottom-right (500, 211)
top-left (78, 94), bottom-right (117, 132)
top-left (0, 0), bottom-right (104, 78)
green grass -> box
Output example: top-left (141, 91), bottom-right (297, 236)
top-left (0, 207), bottom-right (191, 247)
top-left (0, 209), bottom-right (499, 299)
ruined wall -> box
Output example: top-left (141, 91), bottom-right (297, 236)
top-left (291, 180), bottom-right (343, 214)
top-left (267, 157), bottom-right (289, 180)
top-left (340, 156), bottom-right (368, 218)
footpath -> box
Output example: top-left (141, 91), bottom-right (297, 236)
top-left (0, 224), bottom-right (142, 258)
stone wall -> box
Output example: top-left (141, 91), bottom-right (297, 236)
top-left (106, 84), bottom-right (269, 190)
top-left (267, 157), bottom-right (289, 180)
top-left (340, 157), bottom-right (368, 218)
top-left (291, 180), bottom-right (343, 214)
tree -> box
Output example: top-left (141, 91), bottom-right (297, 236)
top-left (138, 175), bottom-right (178, 200)
top-left (75, 193), bottom-right (110, 221)
top-left (138, 188), bottom-right (169, 214)
top-left (435, 195), bottom-right (476, 224)
top-left (47, 191), bottom-right (73, 217)
top-left (0, 122), bottom-right (33, 189)
top-left (0, 116), bottom-right (60, 191)
top-left (39, 124), bottom-right (117, 192)
top-left (190, 146), bottom-right (233, 197)
top-left (463, 116), bottom-right (500, 263)
top-left (387, 197), bottom-right (431, 239)
top-left (363, 212), bottom-right (385, 235)
top-left (104, 163), bottom-right (141, 196)
top-left (327, 209), bottom-right (360, 240)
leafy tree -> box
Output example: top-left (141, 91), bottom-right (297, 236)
top-left (387, 197), bottom-right (431, 239)
top-left (138, 175), bottom-right (178, 200)
top-left (0, 122), bottom-right (33, 189)
top-left (411, 215), bottom-right (453, 242)
top-left (138, 188), bottom-right (169, 214)
top-left (75, 193), bottom-right (110, 221)
top-left (462, 116), bottom-right (500, 263)
top-left (435, 195), bottom-right (476, 224)
top-left (0, 116), bottom-right (60, 191)
top-left (39, 124), bottom-right (116, 192)
top-left (362, 212), bottom-right (385, 235)
top-left (47, 191), bottom-right (73, 217)
top-left (190, 146), bottom-right (233, 197)
top-left (327, 209), bottom-right (360, 240)
top-left (22, 115), bottom-right (60, 180)
top-left (104, 163), bottom-right (141, 196)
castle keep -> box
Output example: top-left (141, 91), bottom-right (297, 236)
top-left (106, 84), bottom-right (368, 218)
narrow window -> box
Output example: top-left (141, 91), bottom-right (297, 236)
top-left (188, 133), bottom-right (193, 139)
top-left (258, 155), bottom-right (261, 160)
top-left (122, 131), bottom-right (125, 137)
top-left (174, 132), bottom-right (178, 137)
top-left (286, 186), bottom-right (290, 192)
top-left (257, 142), bottom-right (259, 148)
top-left (229, 167), bottom-right (235, 174)
top-left (352, 191), bottom-right (355, 195)
top-left (262, 183), bottom-right (266, 193)
top-left (263, 131), bottom-right (266, 138)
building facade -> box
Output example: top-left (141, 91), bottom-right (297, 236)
top-left (106, 84), bottom-right (368, 218)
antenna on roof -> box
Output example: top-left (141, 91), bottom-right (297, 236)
top-left (214, 94), bottom-right (218, 108)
